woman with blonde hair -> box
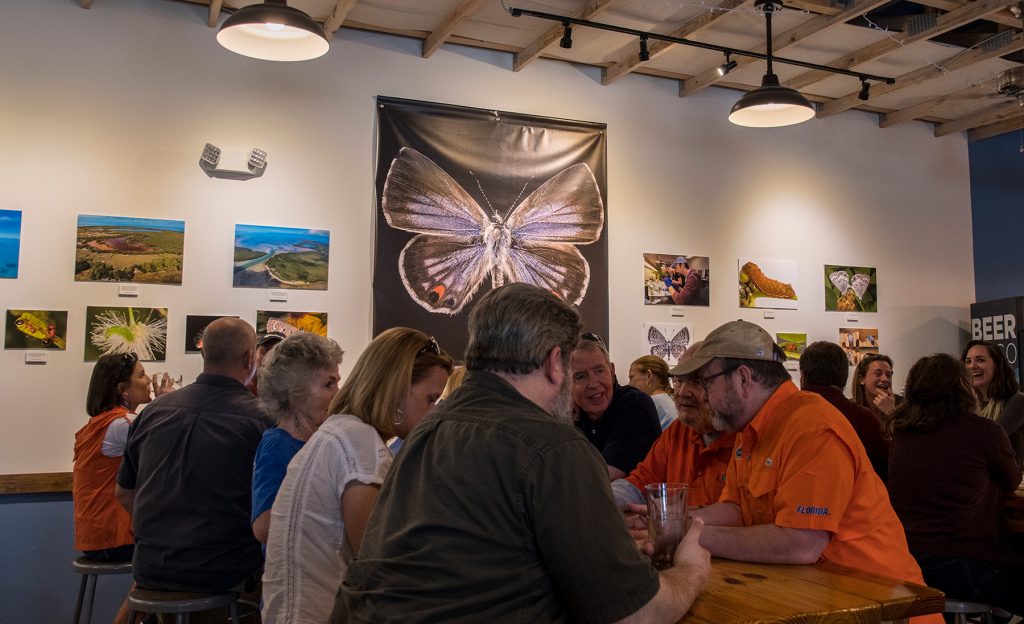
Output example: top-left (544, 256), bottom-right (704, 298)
top-left (627, 355), bottom-right (677, 430)
top-left (262, 327), bottom-right (453, 624)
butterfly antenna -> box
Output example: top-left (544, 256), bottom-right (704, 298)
top-left (468, 169), bottom-right (497, 216)
top-left (510, 177), bottom-right (534, 214)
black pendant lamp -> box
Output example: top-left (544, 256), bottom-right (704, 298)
top-left (217, 0), bottom-right (329, 62)
top-left (729, 0), bottom-right (815, 127)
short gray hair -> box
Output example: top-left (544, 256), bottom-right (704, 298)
top-left (258, 333), bottom-right (344, 423)
top-left (466, 283), bottom-right (582, 375)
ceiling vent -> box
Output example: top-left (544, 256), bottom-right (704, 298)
top-left (997, 67), bottom-right (1024, 99)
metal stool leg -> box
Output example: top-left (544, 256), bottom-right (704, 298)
top-left (229, 600), bottom-right (239, 624)
top-left (73, 573), bottom-right (89, 624)
top-left (83, 575), bottom-right (97, 624)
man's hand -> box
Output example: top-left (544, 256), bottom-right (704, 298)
top-left (673, 518), bottom-right (710, 582)
top-left (623, 502), bottom-right (648, 542)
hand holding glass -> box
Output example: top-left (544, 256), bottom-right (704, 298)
top-left (645, 483), bottom-right (689, 570)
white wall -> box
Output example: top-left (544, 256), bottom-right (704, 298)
top-left (0, 0), bottom-right (974, 473)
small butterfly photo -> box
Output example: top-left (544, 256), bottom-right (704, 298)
top-left (643, 323), bottom-right (692, 365)
top-left (381, 147), bottom-right (605, 316)
top-left (824, 265), bottom-right (877, 312)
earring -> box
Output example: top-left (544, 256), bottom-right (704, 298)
top-left (394, 407), bottom-right (405, 426)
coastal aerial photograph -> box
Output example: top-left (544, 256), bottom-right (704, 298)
top-left (74, 214), bottom-right (184, 284)
top-left (0, 209), bottom-right (22, 279)
top-left (233, 224), bottom-right (329, 290)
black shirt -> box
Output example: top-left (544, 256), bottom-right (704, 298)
top-left (117, 373), bottom-right (271, 592)
top-left (575, 383), bottom-right (662, 474)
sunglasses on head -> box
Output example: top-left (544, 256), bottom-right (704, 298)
top-left (581, 332), bottom-right (606, 348)
top-left (418, 336), bottom-right (441, 357)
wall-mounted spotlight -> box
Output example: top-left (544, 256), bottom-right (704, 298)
top-left (199, 143), bottom-right (268, 181)
top-left (858, 78), bottom-right (871, 101)
top-left (717, 52), bottom-right (738, 77)
top-left (639, 35), bottom-right (650, 62)
top-left (560, 21), bottom-right (573, 49)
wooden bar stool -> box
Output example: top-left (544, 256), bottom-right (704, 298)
top-left (125, 588), bottom-right (240, 624)
top-left (943, 600), bottom-right (994, 624)
top-left (71, 556), bottom-right (133, 624)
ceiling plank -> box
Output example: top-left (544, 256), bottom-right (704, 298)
top-left (679, 0), bottom-right (890, 97)
top-left (80, 0), bottom-right (92, 7)
top-left (912, 0), bottom-right (1022, 28)
top-left (878, 82), bottom-right (990, 127)
top-left (935, 99), bottom-right (1022, 136)
top-left (785, 0), bottom-right (1008, 91)
top-left (818, 31), bottom-right (1024, 117)
top-left (602, 0), bottom-right (753, 86)
top-left (968, 115), bottom-right (1024, 141)
top-left (208, 0), bottom-right (223, 28)
top-left (512, 0), bottom-right (616, 72)
top-left (324, 0), bottom-right (359, 38)
top-left (422, 0), bottom-right (486, 58)
top-left (784, 0), bottom-right (844, 15)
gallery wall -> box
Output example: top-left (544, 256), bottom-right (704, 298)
top-left (0, 0), bottom-right (974, 477)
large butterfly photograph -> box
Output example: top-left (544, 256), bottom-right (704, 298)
top-left (373, 97), bottom-right (609, 357)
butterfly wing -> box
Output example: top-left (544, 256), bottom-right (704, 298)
top-left (669, 327), bottom-right (690, 360)
top-left (648, 326), bottom-right (669, 360)
top-left (828, 270), bottom-right (851, 295)
top-left (850, 273), bottom-right (871, 300)
top-left (381, 148), bottom-right (492, 314)
top-left (505, 163), bottom-right (604, 243)
top-left (399, 234), bottom-right (491, 315)
top-left (496, 163), bottom-right (604, 304)
top-left (502, 240), bottom-right (591, 305)
top-left (382, 147), bottom-right (489, 236)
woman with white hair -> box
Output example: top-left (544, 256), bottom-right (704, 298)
top-left (251, 332), bottom-right (344, 544)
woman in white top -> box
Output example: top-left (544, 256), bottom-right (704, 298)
top-left (262, 327), bottom-right (453, 624)
top-left (627, 355), bottom-right (677, 430)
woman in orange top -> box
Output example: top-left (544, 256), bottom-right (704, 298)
top-left (72, 352), bottom-right (172, 561)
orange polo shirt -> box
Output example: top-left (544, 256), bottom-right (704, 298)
top-left (626, 421), bottom-right (735, 508)
top-left (721, 381), bottom-right (925, 585)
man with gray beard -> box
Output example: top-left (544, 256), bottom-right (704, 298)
top-left (336, 283), bottom-right (709, 623)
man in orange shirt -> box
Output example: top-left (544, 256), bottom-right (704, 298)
top-left (676, 321), bottom-right (933, 602)
top-left (611, 342), bottom-right (736, 509)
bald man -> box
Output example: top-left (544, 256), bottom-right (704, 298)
top-left (116, 318), bottom-right (272, 598)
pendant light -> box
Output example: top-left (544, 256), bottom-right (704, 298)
top-left (728, 0), bottom-right (815, 128)
top-left (217, 0), bottom-right (329, 62)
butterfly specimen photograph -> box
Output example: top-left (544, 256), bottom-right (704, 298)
top-left (824, 265), bottom-right (877, 312)
top-left (373, 97), bottom-right (609, 357)
top-left (642, 323), bottom-right (692, 366)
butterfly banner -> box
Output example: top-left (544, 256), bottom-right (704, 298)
top-left (642, 323), bottom-right (693, 366)
top-left (373, 96), bottom-right (609, 359)
top-left (824, 265), bottom-right (877, 312)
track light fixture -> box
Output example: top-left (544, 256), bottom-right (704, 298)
top-left (217, 0), bottom-right (328, 62)
top-left (858, 79), bottom-right (871, 101)
top-left (717, 53), bottom-right (738, 77)
top-left (560, 21), bottom-right (573, 49)
top-left (508, 5), bottom-right (897, 128)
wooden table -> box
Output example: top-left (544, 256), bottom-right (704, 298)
top-left (680, 558), bottom-right (944, 624)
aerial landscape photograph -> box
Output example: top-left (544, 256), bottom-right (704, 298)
top-left (74, 214), bottom-right (184, 284)
top-left (233, 223), bottom-right (329, 290)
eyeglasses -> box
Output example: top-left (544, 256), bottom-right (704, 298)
top-left (696, 365), bottom-right (740, 391)
top-left (418, 336), bottom-right (441, 357)
top-left (581, 332), bottom-right (606, 348)
top-left (670, 374), bottom-right (703, 389)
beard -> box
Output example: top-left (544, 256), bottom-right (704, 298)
top-left (550, 371), bottom-right (575, 425)
top-left (709, 392), bottom-right (746, 432)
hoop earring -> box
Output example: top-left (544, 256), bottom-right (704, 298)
top-left (394, 407), bottom-right (405, 426)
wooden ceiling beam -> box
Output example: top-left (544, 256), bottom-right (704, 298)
top-left (208, 0), bottom-right (223, 28)
top-left (679, 0), bottom-right (890, 97)
top-left (601, 0), bottom-right (753, 86)
top-left (80, 0), bottom-right (92, 7)
top-left (784, 0), bottom-right (845, 16)
top-left (818, 31), bottom-right (1024, 117)
top-left (935, 99), bottom-right (1022, 136)
top-left (969, 115), bottom-right (1024, 141)
top-left (878, 82), bottom-right (989, 127)
top-left (324, 0), bottom-right (359, 38)
top-left (422, 0), bottom-right (486, 58)
top-left (512, 0), bottom-right (615, 72)
top-left (786, 0), bottom-right (1008, 91)
top-left (911, 0), bottom-right (1022, 28)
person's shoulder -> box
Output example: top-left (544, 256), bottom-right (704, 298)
top-left (612, 384), bottom-right (656, 411)
top-left (258, 427), bottom-right (302, 452)
top-left (317, 413), bottom-right (381, 444)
